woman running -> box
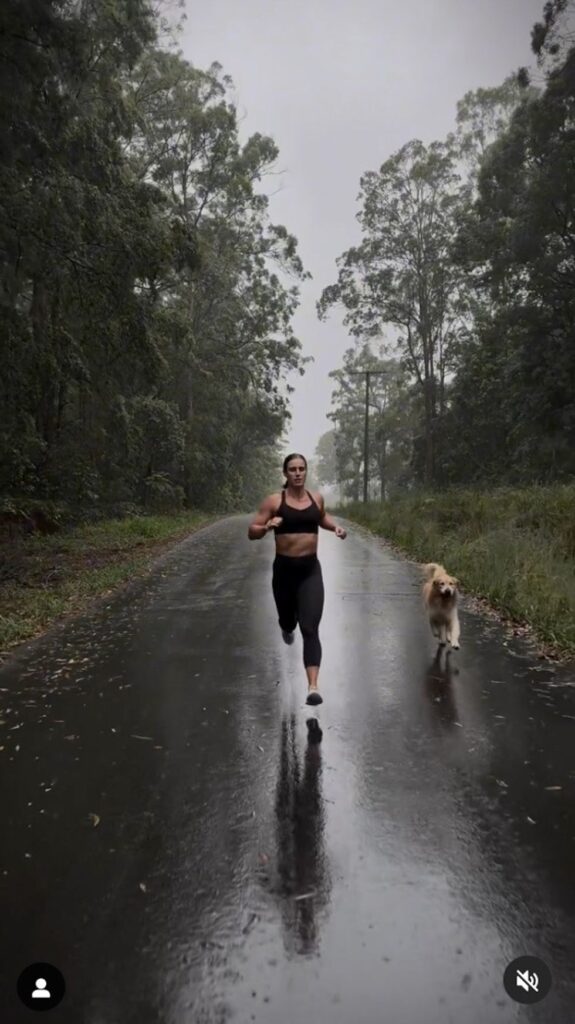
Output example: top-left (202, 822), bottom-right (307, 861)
top-left (248, 453), bottom-right (347, 705)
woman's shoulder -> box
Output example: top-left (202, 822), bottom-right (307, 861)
top-left (310, 490), bottom-right (324, 506)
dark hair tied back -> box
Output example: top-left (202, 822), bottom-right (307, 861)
top-left (282, 452), bottom-right (307, 482)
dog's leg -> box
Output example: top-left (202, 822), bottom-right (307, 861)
top-left (438, 623), bottom-right (447, 646)
top-left (450, 612), bottom-right (461, 650)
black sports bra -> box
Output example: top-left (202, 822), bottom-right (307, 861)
top-left (274, 490), bottom-right (322, 535)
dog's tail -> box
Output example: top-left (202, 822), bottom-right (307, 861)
top-left (422, 562), bottom-right (442, 580)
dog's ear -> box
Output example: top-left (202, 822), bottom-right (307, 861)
top-left (452, 576), bottom-right (459, 585)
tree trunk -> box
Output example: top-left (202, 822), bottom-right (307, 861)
top-left (424, 377), bottom-right (434, 485)
top-left (32, 277), bottom-right (52, 439)
top-left (32, 276), bottom-right (59, 493)
top-left (379, 439), bottom-right (386, 500)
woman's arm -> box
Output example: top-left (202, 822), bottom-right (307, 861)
top-left (248, 494), bottom-right (282, 540)
top-left (317, 494), bottom-right (347, 538)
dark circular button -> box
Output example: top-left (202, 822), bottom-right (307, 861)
top-left (503, 955), bottom-right (551, 1004)
top-left (17, 963), bottom-right (66, 1011)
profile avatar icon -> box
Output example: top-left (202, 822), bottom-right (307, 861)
top-left (32, 978), bottom-right (51, 999)
top-left (17, 961), bottom-right (65, 1010)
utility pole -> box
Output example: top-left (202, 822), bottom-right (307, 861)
top-left (349, 369), bottom-right (389, 503)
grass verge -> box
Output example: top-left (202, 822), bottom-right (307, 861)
top-left (0, 511), bottom-right (213, 659)
top-left (337, 485), bottom-right (575, 660)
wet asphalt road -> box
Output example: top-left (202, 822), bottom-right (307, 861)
top-left (2, 516), bottom-right (575, 1024)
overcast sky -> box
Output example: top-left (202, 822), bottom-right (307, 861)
top-left (180, 0), bottom-right (543, 461)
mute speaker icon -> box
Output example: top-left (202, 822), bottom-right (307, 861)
top-left (504, 956), bottom-right (551, 1004)
top-left (516, 969), bottom-right (538, 993)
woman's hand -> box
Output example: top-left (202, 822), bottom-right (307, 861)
top-left (266, 516), bottom-right (283, 531)
top-left (335, 525), bottom-right (347, 540)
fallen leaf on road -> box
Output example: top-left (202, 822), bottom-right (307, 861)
top-left (139, 882), bottom-right (147, 892)
top-left (64, 735), bottom-right (77, 741)
top-left (294, 891), bottom-right (316, 901)
top-left (258, 853), bottom-right (269, 865)
top-left (257, 745), bottom-right (264, 753)
top-left (130, 735), bottom-right (154, 741)
top-left (88, 813), bottom-right (101, 828)
top-left (527, 817), bottom-right (536, 824)
top-left (545, 786), bottom-right (562, 791)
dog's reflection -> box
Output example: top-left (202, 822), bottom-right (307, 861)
top-left (424, 648), bottom-right (460, 727)
top-left (273, 713), bottom-right (331, 956)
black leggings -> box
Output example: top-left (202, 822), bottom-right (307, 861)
top-left (272, 554), bottom-right (325, 667)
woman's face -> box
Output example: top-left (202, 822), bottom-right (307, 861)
top-left (286, 459), bottom-right (307, 487)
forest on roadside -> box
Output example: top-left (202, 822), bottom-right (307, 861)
top-left (0, 0), bottom-right (308, 525)
top-left (316, 0), bottom-right (575, 502)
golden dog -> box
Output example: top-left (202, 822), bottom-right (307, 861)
top-left (422, 563), bottom-right (460, 649)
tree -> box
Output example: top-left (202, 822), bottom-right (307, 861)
top-left (125, 50), bottom-right (308, 507)
top-left (530, 0), bottom-right (575, 70)
top-left (318, 140), bottom-right (467, 485)
top-left (0, 0), bottom-right (168, 503)
top-left (0, 4), bottom-right (309, 515)
top-left (314, 431), bottom-right (337, 487)
top-left (449, 19), bottom-right (575, 482)
top-left (319, 1), bottom-right (575, 494)
top-left (451, 75), bottom-right (535, 182)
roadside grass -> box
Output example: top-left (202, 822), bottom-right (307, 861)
top-left (338, 485), bottom-right (575, 658)
top-left (0, 511), bottom-right (213, 657)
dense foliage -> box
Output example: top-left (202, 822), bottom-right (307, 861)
top-left (319, 1), bottom-right (575, 492)
top-left (0, 0), bottom-right (307, 520)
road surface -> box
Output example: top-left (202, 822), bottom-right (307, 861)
top-left (1, 516), bottom-right (575, 1023)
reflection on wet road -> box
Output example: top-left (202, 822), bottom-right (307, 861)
top-left (1, 516), bottom-right (575, 1023)
top-left (273, 714), bottom-right (329, 957)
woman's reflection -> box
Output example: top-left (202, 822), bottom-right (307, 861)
top-left (273, 712), bottom-right (331, 956)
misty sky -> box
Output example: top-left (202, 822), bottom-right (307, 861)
top-left (181, 0), bottom-right (544, 462)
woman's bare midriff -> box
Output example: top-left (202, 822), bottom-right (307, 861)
top-left (275, 533), bottom-right (318, 557)
top-left (270, 488), bottom-right (320, 556)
